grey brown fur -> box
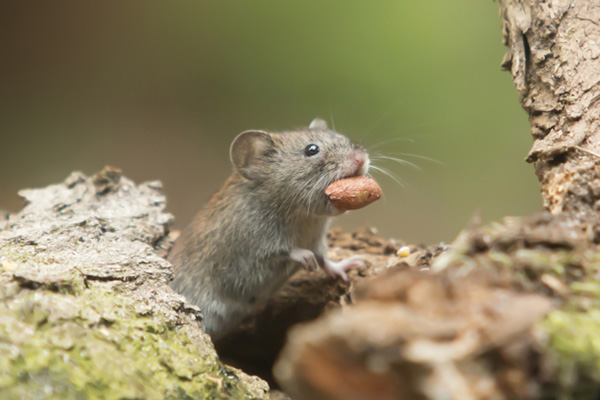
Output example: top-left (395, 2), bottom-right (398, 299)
top-left (168, 119), bottom-right (369, 339)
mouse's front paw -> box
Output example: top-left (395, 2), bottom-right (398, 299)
top-left (290, 248), bottom-right (319, 272)
top-left (321, 255), bottom-right (364, 281)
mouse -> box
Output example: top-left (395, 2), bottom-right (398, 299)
top-left (168, 118), bottom-right (370, 340)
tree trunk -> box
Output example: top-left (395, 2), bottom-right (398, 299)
top-left (500, 0), bottom-right (600, 220)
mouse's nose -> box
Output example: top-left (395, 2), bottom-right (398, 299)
top-left (350, 153), bottom-right (365, 169)
top-left (350, 151), bottom-right (369, 175)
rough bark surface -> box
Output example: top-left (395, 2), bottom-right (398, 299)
top-left (275, 269), bottom-right (551, 400)
top-left (0, 168), bottom-right (268, 399)
top-left (499, 0), bottom-right (600, 218)
top-left (272, 212), bottom-right (600, 399)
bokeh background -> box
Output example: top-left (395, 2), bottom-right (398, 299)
top-left (1, 1), bottom-right (540, 245)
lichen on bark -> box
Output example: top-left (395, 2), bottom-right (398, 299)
top-left (0, 167), bottom-right (268, 400)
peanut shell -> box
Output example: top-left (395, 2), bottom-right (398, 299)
top-left (325, 176), bottom-right (382, 211)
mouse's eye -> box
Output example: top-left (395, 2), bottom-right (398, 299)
top-left (304, 144), bottom-right (320, 157)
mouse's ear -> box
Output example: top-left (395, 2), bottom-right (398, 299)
top-left (309, 118), bottom-right (328, 130)
top-left (230, 130), bottom-right (274, 179)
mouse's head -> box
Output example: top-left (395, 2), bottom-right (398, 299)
top-left (230, 118), bottom-right (369, 216)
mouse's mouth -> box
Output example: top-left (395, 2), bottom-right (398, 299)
top-left (339, 171), bottom-right (367, 181)
top-left (339, 156), bottom-right (371, 181)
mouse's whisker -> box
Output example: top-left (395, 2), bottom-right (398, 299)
top-left (313, 173), bottom-right (330, 209)
top-left (294, 172), bottom-right (323, 216)
top-left (369, 164), bottom-right (406, 189)
top-left (329, 109), bottom-right (336, 132)
top-left (307, 175), bottom-right (321, 215)
top-left (307, 173), bottom-right (331, 215)
top-left (384, 152), bottom-right (444, 166)
top-left (371, 155), bottom-right (422, 171)
top-left (366, 137), bottom-right (416, 151)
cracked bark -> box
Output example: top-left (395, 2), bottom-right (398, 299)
top-left (0, 167), bottom-right (269, 399)
top-left (499, 0), bottom-right (600, 220)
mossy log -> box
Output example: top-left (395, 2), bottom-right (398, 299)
top-left (271, 215), bottom-right (600, 400)
top-left (0, 167), bottom-right (268, 400)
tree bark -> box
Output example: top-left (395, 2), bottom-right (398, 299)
top-left (0, 167), bottom-right (269, 399)
top-left (499, 0), bottom-right (600, 220)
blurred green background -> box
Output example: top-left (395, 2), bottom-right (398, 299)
top-left (0, 1), bottom-right (540, 245)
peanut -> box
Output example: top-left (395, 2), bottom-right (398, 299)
top-left (325, 176), bottom-right (382, 211)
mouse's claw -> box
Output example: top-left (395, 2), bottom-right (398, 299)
top-left (321, 255), bottom-right (365, 280)
top-left (290, 248), bottom-right (319, 272)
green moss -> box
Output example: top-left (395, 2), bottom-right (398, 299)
top-left (571, 282), bottom-right (600, 297)
top-left (443, 235), bottom-right (600, 397)
top-left (538, 250), bottom-right (600, 399)
top-left (476, 245), bottom-right (600, 389)
top-left (0, 287), bottom-right (265, 400)
top-left (543, 305), bottom-right (600, 400)
top-left (0, 249), bottom-right (86, 296)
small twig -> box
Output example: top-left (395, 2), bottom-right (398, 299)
top-left (574, 145), bottom-right (600, 159)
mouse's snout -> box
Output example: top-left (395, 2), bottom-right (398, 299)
top-left (349, 150), bottom-right (370, 177)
